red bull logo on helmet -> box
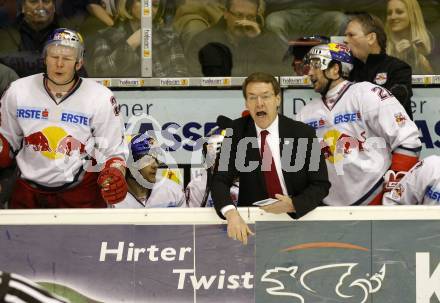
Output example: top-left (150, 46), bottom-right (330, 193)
top-left (321, 129), bottom-right (366, 164)
top-left (24, 126), bottom-right (85, 159)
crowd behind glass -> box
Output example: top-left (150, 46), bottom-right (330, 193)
top-left (1, 0), bottom-right (439, 78)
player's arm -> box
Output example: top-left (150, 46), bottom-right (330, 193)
top-left (0, 84), bottom-right (22, 168)
top-left (211, 125), bottom-right (240, 218)
top-left (211, 126), bottom-right (254, 245)
top-left (383, 159), bottom-right (427, 205)
top-left (92, 91), bottom-right (129, 204)
top-left (363, 85), bottom-right (421, 190)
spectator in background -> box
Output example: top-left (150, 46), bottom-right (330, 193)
top-left (0, 63), bottom-right (18, 95)
top-left (383, 155), bottom-right (440, 205)
top-left (198, 42), bottom-right (233, 76)
top-left (114, 134), bottom-right (186, 208)
top-left (0, 0), bottom-right (60, 77)
top-left (186, 0), bottom-right (291, 76)
top-left (385, 0), bottom-right (433, 74)
top-left (263, 0), bottom-right (347, 43)
top-left (285, 35), bottom-right (330, 76)
top-left (88, 0), bottom-right (187, 77)
top-left (55, 0), bottom-right (115, 29)
top-left (344, 12), bottom-right (414, 119)
top-left (296, 43), bottom-right (421, 206)
top-left (173, 0), bottom-right (225, 52)
top-left (0, 0), bottom-right (17, 27)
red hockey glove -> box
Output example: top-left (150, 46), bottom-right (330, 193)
top-left (97, 167), bottom-right (128, 204)
top-left (0, 133), bottom-right (13, 168)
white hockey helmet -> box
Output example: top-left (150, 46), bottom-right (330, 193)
top-left (44, 28), bottom-right (85, 61)
top-left (305, 43), bottom-right (353, 77)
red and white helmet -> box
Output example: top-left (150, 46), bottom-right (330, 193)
top-left (304, 43), bottom-right (353, 77)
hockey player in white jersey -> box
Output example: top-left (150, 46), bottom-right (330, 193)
top-left (114, 133), bottom-right (185, 208)
top-left (185, 128), bottom-right (239, 207)
top-left (296, 43), bottom-right (421, 206)
top-left (0, 28), bottom-right (128, 208)
top-left (383, 155), bottom-right (440, 205)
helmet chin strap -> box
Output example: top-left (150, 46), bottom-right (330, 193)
top-left (43, 61), bottom-right (80, 86)
top-left (44, 71), bottom-right (78, 86)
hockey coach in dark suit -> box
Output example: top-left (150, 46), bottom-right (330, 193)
top-left (212, 72), bottom-right (330, 244)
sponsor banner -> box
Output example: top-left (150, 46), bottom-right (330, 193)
top-left (115, 90), bottom-right (245, 164)
top-left (201, 77), bottom-right (232, 87)
top-left (256, 221), bottom-right (440, 303)
top-left (0, 225), bottom-right (254, 303)
top-left (283, 88), bottom-right (440, 157)
top-left (118, 79), bottom-right (145, 87)
top-left (159, 78), bottom-right (190, 87)
top-left (143, 28), bottom-right (152, 58)
top-left (2, 221), bottom-right (440, 303)
top-left (143, 0), bottom-right (151, 17)
top-left (279, 76), bottom-right (311, 87)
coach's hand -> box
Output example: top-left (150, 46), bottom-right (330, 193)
top-left (261, 194), bottom-right (295, 214)
top-left (98, 166), bottom-right (128, 204)
top-left (225, 209), bottom-right (254, 245)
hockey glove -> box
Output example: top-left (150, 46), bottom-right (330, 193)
top-left (97, 167), bottom-right (128, 204)
top-left (0, 133), bottom-right (13, 168)
top-left (383, 170), bottom-right (407, 193)
top-left (383, 152), bottom-right (418, 193)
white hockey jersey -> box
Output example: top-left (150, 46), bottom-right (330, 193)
top-left (185, 169), bottom-right (239, 207)
top-left (115, 178), bottom-right (186, 208)
top-left (296, 80), bottom-right (421, 206)
top-left (0, 74), bottom-right (127, 187)
top-left (383, 155), bottom-right (440, 205)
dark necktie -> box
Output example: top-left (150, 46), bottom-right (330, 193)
top-left (260, 130), bottom-right (283, 198)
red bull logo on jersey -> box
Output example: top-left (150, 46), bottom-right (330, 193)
top-left (391, 183), bottom-right (405, 200)
top-left (24, 126), bottom-right (85, 159)
top-left (16, 108), bottom-right (49, 120)
top-left (394, 112), bottom-right (407, 127)
top-left (321, 129), bottom-right (366, 164)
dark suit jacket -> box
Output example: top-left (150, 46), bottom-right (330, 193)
top-left (349, 53), bottom-right (413, 120)
top-left (211, 114), bottom-right (330, 220)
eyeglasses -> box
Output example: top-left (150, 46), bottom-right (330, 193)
top-left (228, 10), bottom-right (257, 22)
top-left (247, 93), bottom-right (274, 103)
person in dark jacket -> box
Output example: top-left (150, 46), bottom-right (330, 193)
top-left (88, 0), bottom-right (187, 77)
top-left (0, 0), bottom-right (87, 77)
top-left (344, 12), bottom-right (414, 120)
top-left (186, 0), bottom-right (291, 76)
top-left (211, 72), bottom-right (330, 245)
top-left (0, 0), bottom-right (58, 77)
